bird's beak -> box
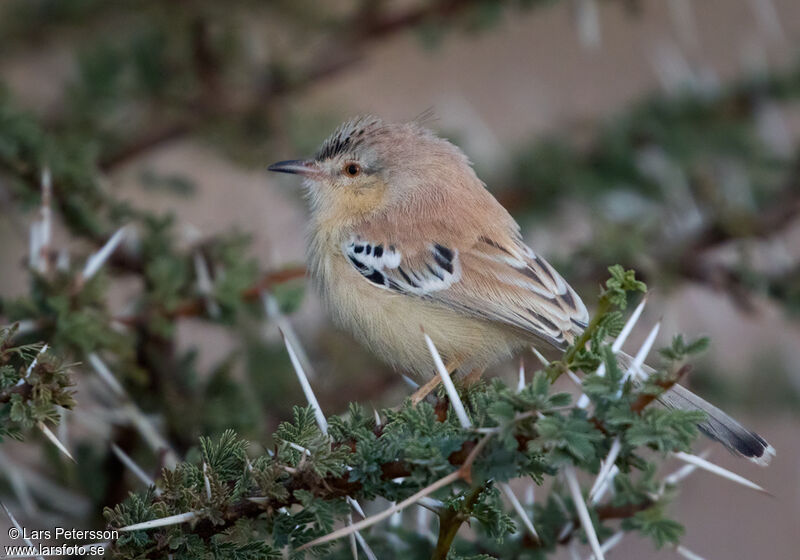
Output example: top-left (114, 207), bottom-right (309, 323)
top-left (267, 159), bottom-right (321, 178)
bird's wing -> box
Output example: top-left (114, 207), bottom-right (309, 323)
top-left (341, 229), bottom-right (588, 349)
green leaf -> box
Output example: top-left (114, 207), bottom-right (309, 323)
top-left (659, 335), bottom-right (710, 362)
top-left (532, 410), bottom-right (602, 463)
top-left (625, 408), bottom-right (705, 453)
top-left (623, 505), bottom-right (684, 548)
top-left (603, 265), bottom-right (646, 308)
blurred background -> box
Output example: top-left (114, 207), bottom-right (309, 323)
top-left (0, 0), bottom-right (799, 557)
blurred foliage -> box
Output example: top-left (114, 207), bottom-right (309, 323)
top-left (0, 325), bottom-right (75, 441)
top-left (505, 63), bottom-right (800, 313)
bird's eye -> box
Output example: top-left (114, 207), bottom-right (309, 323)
top-left (344, 162), bottom-right (361, 177)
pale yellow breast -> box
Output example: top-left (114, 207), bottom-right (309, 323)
top-left (311, 249), bottom-right (524, 378)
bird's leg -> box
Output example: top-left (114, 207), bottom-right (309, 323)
top-left (409, 358), bottom-right (461, 405)
top-left (409, 375), bottom-right (442, 406)
top-left (460, 368), bottom-right (485, 387)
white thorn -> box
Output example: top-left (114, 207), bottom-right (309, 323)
top-left (389, 501), bottom-right (402, 528)
top-left (1, 501), bottom-right (45, 560)
top-left (88, 353), bottom-right (178, 467)
top-left (416, 506), bottom-right (432, 540)
top-left (56, 248), bottom-right (70, 271)
top-left (416, 497), bottom-right (445, 512)
top-left (571, 368), bottom-right (591, 409)
top-left (524, 480), bottom-right (535, 507)
top-left (676, 544), bottom-right (707, 560)
top-left (564, 466), bottom-right (604, 560)
top-left (111, 443), bottom-right (158, 493)
top-left (567, 368), bottom-right (593, 411)
top-left (594, 297), bottom-right (649, 382)
top-left (263, 292), bottom-right (315, 379)
top-left (28, 219), bottom-right (42, 272)
top-left (287, 442), bottom-right (312, 456)
top-left (565, 369), bottom-right (583, 387)
top-left (347, 497), bottom-right (366, 519)
top-left (663, 448), bottom-right (711, 487)
top-left (203, 462), bottom-right (212, 500)
top-left (354, 529), bottom-right (377, 560)
top-left (0, 453), bottom-right (36, 518)
top-left (4, 463), bottom-right (36, 517)
top-left (517, 360), bottom-right (526, 393)
top-left (123, 402), bottom-right (179, 469)
top-left (621, 321), bottom-right (661, 386)
top-left (613, 296), bottom-right (648, 354)
top-left (348, 516), bottom-right (358, 560)
top-left (0, 451), bottom-right (88, 516)
top-left (590, 465), bottom-right (618, 505)
top-left (500, 482), bottom-right (539, 541)
top-left (584, 531), bottom-right (624, 560)
top-left (530, 347), bottom-right (549, 367)
top-left (39, 168), bottom-right (52, 274)
top-left (57, 408), bottom-right (69, 451)
top-left (119, 511), bottom-right (198, 531)
top-left (373, 408), bottom-right (381, 427)
top-left (280, 329), bottom-right (327, 434)
top-left (301, 458), bottom-right (472, 549)
top-left (671, 452), bottom-right (768, 494)
top-left (558, 520), bottom-right (575, 541)
top-left (38, 422), bottom-right (75, 462)
top-left (20, 343), bottom-right (48, 383)
top-left (81, 226), bottom-right (129, 281)
top-left (401, 374), bottom-right (419, 390)
top-left (8, 320), bottom-right (37, 336)
top-left (88, 352), bottom-right (125, 398)
top-left (578, 297), bottom-right (649, 408)
top-left (41, 168), bottom-right (52, 196)
top-left (423, 333), bottom-right (471, 429)
top-left (574, 0), bottom-right (602, 49)
top-left (589, 437), bottom-right (622, 504)
top-left (194, 253), bottom-right (220, 318)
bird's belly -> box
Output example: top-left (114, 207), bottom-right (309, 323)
top-left (318, 257), bottom-right (522, 377)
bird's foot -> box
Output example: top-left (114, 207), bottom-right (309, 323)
top-left (410, 375), bottom-right (442, 405)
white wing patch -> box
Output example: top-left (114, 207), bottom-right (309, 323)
top-left (343, 237), bottom-right (461, 295)
top-left (342, 233), bottom-right (588, 349)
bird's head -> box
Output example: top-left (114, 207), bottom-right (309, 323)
top-left (268, 115), bottom-right (477, 226)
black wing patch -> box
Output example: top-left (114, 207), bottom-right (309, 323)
top-left (343, 237), bottom-right (460, 294)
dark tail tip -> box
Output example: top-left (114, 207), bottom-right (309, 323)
top-left (698, 424), bottom-right (775, 466)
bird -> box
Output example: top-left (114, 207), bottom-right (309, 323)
top-left (268, 115), bottom-right (774, 466)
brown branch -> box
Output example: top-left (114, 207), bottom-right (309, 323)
top-left (433, 481), bottom-right (489, 560)
top-left (630, 364), bottom-right (691, 414)
top-left (113, 265), bottom-right (306, 326)
top-left (574, 170), bottom-right (800, 314)
top-left (550, 499), bottom-right (654, 546)
top-left (0, 382), bottom-right (32, 404)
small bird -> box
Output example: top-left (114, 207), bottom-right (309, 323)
top-left (268, 115), bottom-right (774, 465)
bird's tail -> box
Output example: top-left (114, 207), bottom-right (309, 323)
top-left (618, 353), bottom-right (775, 466)
top-left (659, 383), bottom-right (774, 465)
